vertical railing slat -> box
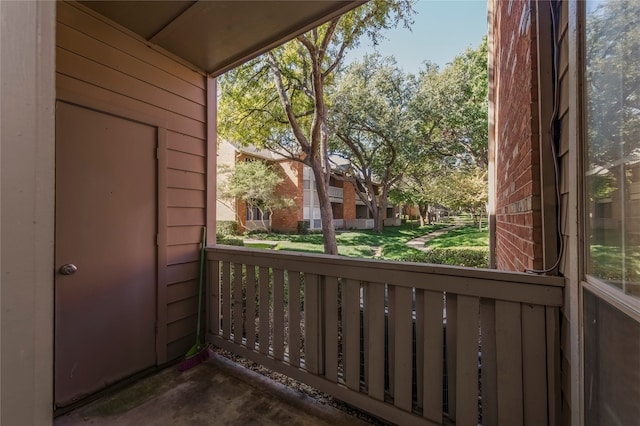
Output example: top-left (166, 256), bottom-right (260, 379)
top-left (455, 295), bottom-right (480, 426)
top-left (415, 290), bottom-right (425, 412)
top-left (221, 261), bottom-right (231, 340)
top-left (363, 283), bottom-right (369, 387)
top-left (343, 278), bottom-right (360, 391)
top-left (480, 299), bottom-right (498, 426)
top-left (387, 286), bottom-right (396, 399)
top-left (422, 290), bottom-right (443, 423)
top-left (232, 263), bottom-right (243, 344)
top-left (208, 259), bottom-right (220, 336)
top-left (496, 300), bottom-right (524, 426)
top-left (546, 307), bottom-right (561, 426)
top-left (367, 282), bottom-right (385, 401)
top-left (393, 286), bottom-right (413, 412)
top-left (245, 265), bottom-right (257, 350)
top-left (522, 304), bottom-right (548, 426)
top-left (325, 276), bottom-right (339, 382)
top-left (445, 293), bottom-right (458, 420)
top-left (258, 266), bottom-right (270, 355)
top-left (288, 270), bottom-right (301, 367)
top-left (304, 273), bottom-right (320, 374)
top-left (273, 268), bottom-right (285, 360)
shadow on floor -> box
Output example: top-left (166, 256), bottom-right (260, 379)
top-left (55, 352), bottom-right (369, 426)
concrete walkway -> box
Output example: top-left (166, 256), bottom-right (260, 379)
top-left (405, 225), bottom-right (463, 252)
top-left (55, 352), bottom-right (370, 426)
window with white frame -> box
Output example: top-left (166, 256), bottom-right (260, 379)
top-left (585, 0), bottom-right (640, 299)
top-left (584, 1), bottom-right (640, 424)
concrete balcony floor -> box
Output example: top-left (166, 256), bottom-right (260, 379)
top-left (55, 352), bottom-right (369, 426)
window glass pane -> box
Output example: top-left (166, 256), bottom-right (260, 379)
top-left (585, 0), bottom-right (640, 298)
top-left (584, 290), bottom-right (640, 425)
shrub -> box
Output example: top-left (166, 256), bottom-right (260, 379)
top-left (217, 237), bottom-right (244, 246)
top-left (216, 220), bottom-right (238, 237)
top-left (297, 220), bottom-right (310, 235)
top-left (423, 247), bottom-right (489, 268)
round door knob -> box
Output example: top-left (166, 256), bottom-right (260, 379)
top-left (59, 264), bottom-right (78, 275)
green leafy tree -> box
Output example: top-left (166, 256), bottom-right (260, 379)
top-left (392, 39), bottom-right (488, 225)
top-left (433, 167), bottom-right (488, 227)
top-left (394, 158), bottom-right (448, 226)
top-left (329, 55), bottom-right (418, 232)
top-left (411, 37), bottom-right (488, 168)
top-left (218, 161), bottom-right (294, 232)
top-left (218, 0), bottom-right (415, 253)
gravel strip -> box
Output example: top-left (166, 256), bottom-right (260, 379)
top-left (211, 347), bottom-right (390, 425)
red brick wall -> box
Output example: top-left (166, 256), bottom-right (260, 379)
top-left (343, 181), bottom-right (357, 221)
top-left (493, 0), bottom-right (543, 271)
top-left (270, 160), bottom-right (303, 232)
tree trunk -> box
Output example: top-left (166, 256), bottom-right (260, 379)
top-left (419, 204), bottom-right (428, 226)
top-left (310, 163), bottom-right (338, 255)
top-left (374, 193), bottom-right (388, 233)
top-left (373, 208), bottom-right (384, 233)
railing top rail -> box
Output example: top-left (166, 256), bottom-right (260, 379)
top-left (206, 245), bottom-right (564, 307)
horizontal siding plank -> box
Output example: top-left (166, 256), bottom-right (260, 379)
top-left (56, 22), bottom-right (206, 105)
top-left (58, 1), bottom-right (206, 88)
top-left (57, 47), bottom-right (205, 123)
top-left (168, 149), bottom-right (206, 173)
top-left (167, 169), bottom-right (206, 191)
top-left (167, 315), bottom-right (197, 342)
top-left (559, 74), bottom-right (569, 117)
top-left (167, 131), bottom-right (206, 156)
top-left (168, 225), bottom-right (203, 246)
top-left (167, 334), bottom-right (193, 360)
top-left (56, 73), bottom-right (206, 139)
top-left (558, 116), bottom-right (570, 156)
top-left (167, 188), bottom-right (205, 208)
top-left (167, 297), bottom-right (197, 323)
top-left (558, 39), bottom-right (568, 81)
top-left (167, 279), bottom-right (198, 304)
top-left (167, 207), bottom-right (205, 226)
top-left (167, 261), bottom-right (199, 285)
top-left (167, 243), bottom-right (200, 265)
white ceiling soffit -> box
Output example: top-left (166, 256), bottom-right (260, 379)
top-left (81, 1), bottom-right (365, 76)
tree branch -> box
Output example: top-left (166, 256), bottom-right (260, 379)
top-left (266, 52), bottom-right (311, 152)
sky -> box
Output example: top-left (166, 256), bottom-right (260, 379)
top-left (344, 0), bottom-right (488, 74)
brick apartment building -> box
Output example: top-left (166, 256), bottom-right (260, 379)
top-left (217, 140), bottom-right (396, 233)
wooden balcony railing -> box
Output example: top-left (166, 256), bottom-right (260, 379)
top-left (206, 246), bottom-right (563, 425)
top-left (329, 185), bottom-right (344, 201)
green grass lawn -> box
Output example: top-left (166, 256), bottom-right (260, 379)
top-left (425, 226), bottom-right (489, 249)
top-left (245, 222), bottom-right (449, 259)
top-left (220, 222), bottom-right (491, 267)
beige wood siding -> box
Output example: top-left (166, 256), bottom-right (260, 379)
top-left (56, 1), bottom-right (208, 363)
top-left (556, 1), bottom-right (576, 424)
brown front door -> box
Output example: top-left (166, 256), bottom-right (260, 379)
top-left (55, 102), bottom-right (157, 407)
